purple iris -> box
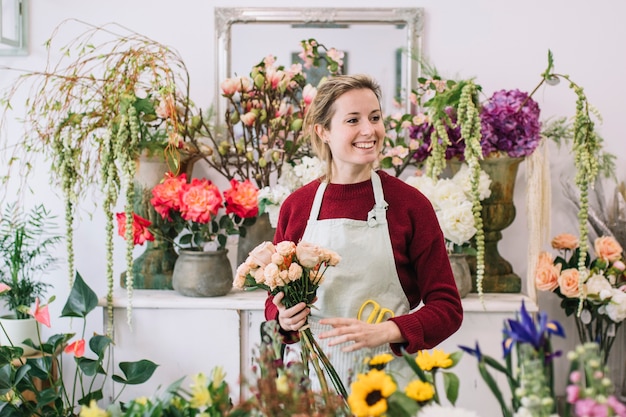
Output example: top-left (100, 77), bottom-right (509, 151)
top-left (502, 300), bottom-right (565, 357)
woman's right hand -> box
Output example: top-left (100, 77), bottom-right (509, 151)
top-left (273, 292), bottom-right (310, 332)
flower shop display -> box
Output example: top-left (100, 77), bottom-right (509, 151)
top-left (0, 19), bottom-right (217, 330)
top-left (0, 272), bottom-right (156, 416)
top-left (117, 172), bottom-right (259, 297)
top-left (233, 240), bottom-right (346, 398)
top-left (405, 164), bottom-right (492, 297)
top-left (534, 233), bottom-right (626, 364)
top-left (0, 203), bottom-right (62, 355)
top-left (459, 301), bottom-right (566, 417)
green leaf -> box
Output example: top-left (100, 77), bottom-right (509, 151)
top-left (401, 349), bottom-right (428, 382)
top-left (113, 359), bottom-right (158, 385)
top-left (78, 389), bottom-right (104, 406)
top-left (89, 334), bottom-right (113, 357)
top-left (77, 357), bottom-right (101, 376)
top-left (387, 392), bottom-right (419, 417)
top-left (0, 364), bottom-right (12, 392)
top-left (61, 271), bottom-right (98, 318)
top-left (443, 371), bottom-right (460, 405)
top-left (37, 387), bottom-right (62, 406)
top-left (478, 362), bottom-right (512, 417)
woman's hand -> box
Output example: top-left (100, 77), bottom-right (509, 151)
top-left (317, 317), bottom-right (404, 352)
top-left (273, 292), bottom-right (311, 332)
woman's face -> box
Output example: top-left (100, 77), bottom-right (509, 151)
top-left (316, 88), bottom-right (385, 175)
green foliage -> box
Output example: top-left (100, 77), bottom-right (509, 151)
top-left (0, 203), bottom-right (62, 319)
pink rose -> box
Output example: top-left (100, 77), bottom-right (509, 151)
top-left (151, 172), bottom-right (187, 219)
top-left (248, 241), bottom-right (276, 269)
top-left (275, 241), bottom-right (296, 257)
top-left (179, 178), bottom-right (223, 224)
top-left (594, 236), bottom-right (623, 262)
top-left (535, 255), bottom-right (561, 292)
top-left (223, 179), bottom-right (259, 219)
top-left (551, 233), bottom-right (579, 250)
top-left (295, 241), bottom-right (324, 269)
top-left (566, 384), bottom-right (580, 403)
top-left (558, 268), bottom-right (583, 298)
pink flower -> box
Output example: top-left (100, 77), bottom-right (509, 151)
top-left (608, 396), bottom-right (626, 417)
top-left (240, 111), bottom-right (257, 127)
top-left (551, 233), bottom-right (579, 250)
top-left (566, 384), bottom-right (580, 403)
top-left (155, 95), bottom-right (176, 119)
top-left (221, 78), bottom-right (240, 96)
top-left (179, 178), bottom-right (223, 224)
top-left (29, 298), bottom-right (50, 328)
top-left (64, 339), bottom-right (86, 357)
top-left (0, 283), bottom-right (11, 294)
top-left (151, 172), bottom-right (187, 219)
top-left (558, 268), bottom-right (582, 298)
top-left (223, 179), bottom-right (259, 219)
top-left (569, 370), bottom-right (582, 383)
top-left (594, 236), bottom-right (623, 262)
top-left (248, 241), bottom-right (276, 269)
top-left (116, 212), bottom-right (155, 245)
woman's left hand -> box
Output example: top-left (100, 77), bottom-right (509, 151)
top-left (317, 317), bottom-right (404, 352)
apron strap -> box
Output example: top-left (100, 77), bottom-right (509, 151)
top-left (309, 181), bottom-right (328, 221)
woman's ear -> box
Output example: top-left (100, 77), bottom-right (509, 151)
top-left (314, 124), bottom-right (328, 143)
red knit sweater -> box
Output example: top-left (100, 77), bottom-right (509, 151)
top-left (265, 170), bottom-right (463, 354)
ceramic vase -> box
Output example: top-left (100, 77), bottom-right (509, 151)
top-left (449, 253), bottom-right (472, 298)
top-left (120, 154), bottom-right (178, 290)
top-left (0, 316), bottom-right (39, 356)
top-left (172, 249), bottom-right (234, 297)
top-left (236, 212), bottom-right (276, 266)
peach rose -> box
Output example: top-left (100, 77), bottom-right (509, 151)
top-left (551, 233), bottom-right (579, 250)
top-left (295, 241), bottom-right (324, 269)
top-left (594, 236), bottom-right (623, 262)
top-left (288, 263), bottom-right (303, 281)
top-left (248, 241), bottom-right (276, 269)
top-left (558, 268), bottom-right (583, 298)
top-left (275, 241), bottom-right (296, 257)
top-left (535, 259), bottom-right (561, 292)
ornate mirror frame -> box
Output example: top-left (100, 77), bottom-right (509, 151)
top-left (214, 7), bottom-right (424, 119)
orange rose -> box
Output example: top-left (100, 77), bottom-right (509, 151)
top-left (151, 172), bottom-right (187, 219)
top-left (224, 179), bottom-right (259, 219)
top-left (558, 268), bottom-right (583, 298)
top-left (179, 178), bottom-right (223, 224)
top-left (535, 257), bottom-right (561, 292)
top-left (551, 233), bottom-right (579, 250)
top-left (594, 236), bottom-right (623, 262)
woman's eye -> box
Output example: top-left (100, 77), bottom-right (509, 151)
top-left (347, 118), bottom-right (358, 124)
top-left (371, 115), bottom-right (381, 122)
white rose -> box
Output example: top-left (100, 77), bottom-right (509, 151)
top-left (437, 201), bottom-right (477, 245)
top-left (432, 180), bottom-right (467, 210)
top-left (605, 289), bottom-right (626, 322)
top-left (405, 174), bottom-right (437, 203)
top-left (452, 163), bottom-right (492, 200)
top-left (585, 273), bottom-right (613, 299)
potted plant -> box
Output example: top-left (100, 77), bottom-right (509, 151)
top-left (0, 203), bottom-right (62, 355)
top-left (0, 20), bottom-right (213, 330)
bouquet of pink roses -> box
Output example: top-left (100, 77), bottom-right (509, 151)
top-left (234, 240), bottom-right (347, 399)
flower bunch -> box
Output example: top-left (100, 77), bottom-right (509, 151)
top-left (405, 164), bottom-right (492, 253)
top-left (258, 156), bottom-right (325, 228)
top-left (534, 233), bottom-right (626, 362)
top-left (117, 172), bottom-right (259, 251)
top-left (460, 301), bottom-right (566, 417)
top-left (205, 39), bottom-right (342, 189)
top-left (234, 240), bottom-right (346, 398)
top-left (564, 342), bottom-right (626, 417)
top-left (0, 273), bottom-right (156, 416)
top-left (346, 348), bottom-right (462, 417)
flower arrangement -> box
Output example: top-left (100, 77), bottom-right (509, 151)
top-left (405, 164), bottom-right (492, 254)
top-left (564, 342), bottom-right (626, 417)
top-left (257, 155), bottom-right (325, 228)
top-left (233, 240), bottom-right (346, 398)
top-left (0, 203), bottom-right (62, 319)
top-left (0, 273), bottom-right (156, 416)
top-left (346, 348), bottom-right (465, 417)
top-left (459, 301), bottom-right (566, 417)
top-left (204, 39), bottom-right (342, 189)
top-left (117, 172), bottom-right (259, 251)
top-left (534, 233), bottom-right (626, 363)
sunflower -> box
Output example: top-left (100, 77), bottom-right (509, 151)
top-left (348, 369), bottom-right (397, 417)
top-left (415, 349), bottom-right (453, 371)
top-left (367, 353), bottom-right (395, 370)
top-left (404, 379), bottom-right (435, 402)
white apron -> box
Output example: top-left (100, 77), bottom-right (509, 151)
top-left (286, 171), bottom-right (411, 389)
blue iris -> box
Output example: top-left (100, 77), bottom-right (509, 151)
top-left (502, 300), bottom-right (565, 356)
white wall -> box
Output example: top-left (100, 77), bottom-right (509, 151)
top-left (1, 0), bottom-right (625, 408)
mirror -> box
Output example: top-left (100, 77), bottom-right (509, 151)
top-left (214, 7), bottom-right (424, 118)
top-left (0, 0), bottom-right (28, 55)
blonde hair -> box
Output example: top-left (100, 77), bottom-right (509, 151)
top-left (303, 74), bottom-right (382, 182)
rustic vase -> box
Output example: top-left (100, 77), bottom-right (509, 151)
top-left (0, 315), bottom-right (39, 356)
top-left (236, 212), bottom-right (276, 266)
top-left (172, 249), bottom-right (234, 297)
top-left (449, 253), bottom-right (472, 298)
top-left (120, 154), bottom-right (178, 290)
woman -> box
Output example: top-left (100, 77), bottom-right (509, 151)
top-left (265, 74), bottom-right (463, 386)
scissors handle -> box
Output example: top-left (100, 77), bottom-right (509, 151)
top-left (357, 300), bottom-right (395, 323)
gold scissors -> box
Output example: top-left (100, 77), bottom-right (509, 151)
top-left (357, 299), bottom-right (395, 324)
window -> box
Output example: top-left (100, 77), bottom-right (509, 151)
top-left (0, 0), bottom-right (28, 55)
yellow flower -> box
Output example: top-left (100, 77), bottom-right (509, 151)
top-left (405, 379), bottom-right (435, 402)
top-left (367, 353), bottom-right (395, 370)
top-left (415, 349), bottom-right (453, 371)
top-left (190, 373), bottom-right (212, 409)
top-left (347, 369), bottom-right (397, 417)
top-left (211, 366), bottom-right (226, 388)
top-left (79, 400), bottom-right (108, 417)
top-left (134, 397), bottom-right (149, 406)
top-left (275, 373), bottom-right (289, 394)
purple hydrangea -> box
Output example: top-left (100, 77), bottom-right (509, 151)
top-left (408, 107), bottom-right (466, 163)
top-left (479, 89), bottom-right (542, 158)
